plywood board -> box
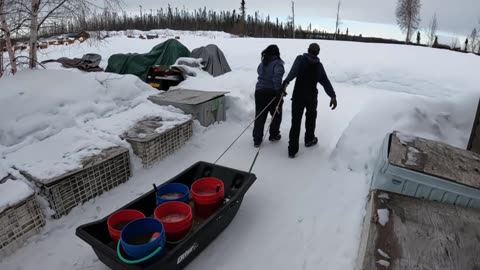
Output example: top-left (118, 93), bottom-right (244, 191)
top-left (149, 89), bottom-right (229, 105)
top-left (358, 190), bottom-right (480, 270)
top-left (389, 131), bottom-right (480, 189)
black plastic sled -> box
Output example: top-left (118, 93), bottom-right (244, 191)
top-left (76, 161), bottom-right (257, 270)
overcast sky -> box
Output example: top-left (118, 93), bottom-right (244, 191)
top-left (123, 0), bottom-right (479, 39)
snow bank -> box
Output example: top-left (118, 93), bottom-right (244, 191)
top-left (0, 70), bottom-right (157, 147)
top-left (331, 93), bottom-right (478, 171)
top-left (0, 179), bottom-right (34, 213)
top-left (0, 69), bottom-right (194, 180)
top-left (5, 127), bottom-right (117, 182)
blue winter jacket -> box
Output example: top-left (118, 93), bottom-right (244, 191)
top-left (255, 57), bottom-right (285, 91)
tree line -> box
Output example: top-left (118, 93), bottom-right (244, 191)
top-left (1, 0), bottom-right (479, 78)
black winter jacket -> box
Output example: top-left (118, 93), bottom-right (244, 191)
top-left (283, 53), bottom-right (336, 99)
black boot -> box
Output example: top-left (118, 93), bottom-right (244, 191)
top-left (269, 134), bottom-right (281, 142)
top-left (305, 137), bottom-right (318, 147)
top-left (288, 145), bottom-right (298, 158)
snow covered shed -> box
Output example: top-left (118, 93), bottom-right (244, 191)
top-left (190, 44), bottom-right (232, 77)
top-left (467, 98), bottom-right (480, 155)
top-left (371, 131), bottom-right (480, 209)
top-left (148, 89), bottom-right (228, 127)
top-left (105, 39), bottom-right (190, 81)
top-left (0, 179), bottom-right (45, 256)
top-left (357, 190), bottom-right (480, 270)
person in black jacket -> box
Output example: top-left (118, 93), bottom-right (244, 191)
top-left (282, 43), bottom-right (337, 158)
top-left (252, 45), bottom-right (285, 147)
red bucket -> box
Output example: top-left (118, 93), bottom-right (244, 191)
top-left (107, 209), bottom-right (145, 242)
top-left (191, 177), bottom-right (225, 219)
top-left (154, 201), bottom-right (193, 242)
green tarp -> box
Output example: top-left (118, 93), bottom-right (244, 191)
top-left (105, 39), bottom-right (190, 81)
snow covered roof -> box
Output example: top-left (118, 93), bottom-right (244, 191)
top-left (0, 179), bottom-right (34, 214)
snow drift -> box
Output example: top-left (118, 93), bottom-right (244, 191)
top-left (0, 70), bottom-right (158, 148)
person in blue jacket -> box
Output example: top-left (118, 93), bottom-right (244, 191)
top-left (252, 45), bottom-right (286, 147)
top-left (282, 43), bottom-right (337, 158)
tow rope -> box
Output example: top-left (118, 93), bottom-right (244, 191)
top-left (214, 95), bottom-right (284, 173)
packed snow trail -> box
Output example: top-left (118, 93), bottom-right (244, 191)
top-left (1, 31), bottom-right (478, 270)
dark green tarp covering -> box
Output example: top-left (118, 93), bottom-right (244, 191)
top-left (105, 39), bottom-right (190, 81)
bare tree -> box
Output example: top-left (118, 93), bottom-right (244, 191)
top-left (291, 1), bottom-right (295, 39)
top-left (26, 0), bottom-right (123, 68)
top-left (0, 33), bottom-right (3, 77)
top-left (0, 0), bottom-right (20, 75)
top-left (426, 13), bottom-right (438, 46)
top-left (286, 1), bottom-right (295, 39)
top-left (334, 0), bottom-right (341, 40)
top-left (451, 38), bottom-right (459, 50)
top-left (469, 28), bottom-right (478, 53)
top-left (396, 0), bottom-right (421, 43)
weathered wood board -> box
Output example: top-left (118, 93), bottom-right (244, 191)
top-left (389, 131), bottom-right (480, 189)
top-left (357, 190), bottom-right (480, 270)
top-left (468, 98), bottom-right (480, 155)
top-left (148, 89), bottom-right (229, 105)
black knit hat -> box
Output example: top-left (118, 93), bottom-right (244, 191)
top-left (308, 43), bottom-right (320, 56)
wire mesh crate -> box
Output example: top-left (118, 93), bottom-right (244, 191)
top-left (0, 195), bottom-right (45, 256)
top-left (124, 117), bottom-right (193, 168)
top-left (22, 147), bottom-right (131, 219)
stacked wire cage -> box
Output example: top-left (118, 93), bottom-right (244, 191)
top-left (22, 147), bottom-right (131, 219)
top-left (124, 117), bottom-right (193, 168)
top-left (0, 194), bottom-right (45, 256)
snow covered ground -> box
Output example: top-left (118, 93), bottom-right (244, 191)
top-left (1, 30), bottom-right (479, 269)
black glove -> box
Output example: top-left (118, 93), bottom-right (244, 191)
top-left (330, 97), bottom-right (337, 110)
top-left (276, 89), bottom-right (287, 98)
top-left (280, 82), bottom-right (288, 97)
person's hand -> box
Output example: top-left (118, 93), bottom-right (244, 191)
top-left (276, 89), bottom-right (287, 98)
top-left (330, 97), bottom-right (337, 110)
top-left (279, 82), bottom-right (288, 97)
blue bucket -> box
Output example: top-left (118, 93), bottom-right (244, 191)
top-left (117, 218), bottom-right (166, 265)
top-left (156, 183), bottom-right (190, 205)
